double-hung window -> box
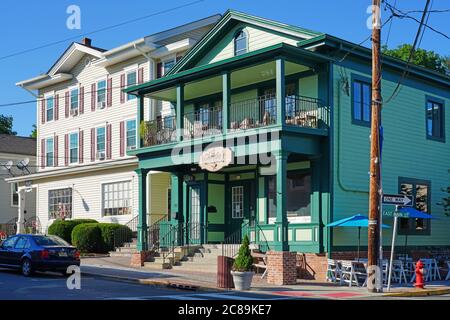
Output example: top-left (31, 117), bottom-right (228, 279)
top-left (352, 78), bottom-right (371, 125)
top-left (163, 59), bottom-right (176, 76)
top-left (69, 132), bottom-right (79, 164)
top-left (48, 188), bottom-right (73, 220)
top-left (46, 137), bottom-right (54, 167)
top-left (126, 71), bottom-right (137, 101)
top-left (234, 30), bottom-right (248, 56)
top-left (46, 96), bottom-right (54, 122)
top-left (96, 127), bottom-right (106, 159)
top-left (126, 119), bottom-right (136, 150)
top-left (70, 88), bottom-right (79, 112)
top-left (11, 183), bottom-right (18, 207)
top-left (426, 97), bottom-right (445, 141)
top-left (97, 80), bottom-right (106, 107)
top-left (102, 181), bottom-right (132, 216)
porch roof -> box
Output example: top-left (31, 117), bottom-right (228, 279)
top-left (124, 42), bottom-right (332, 96)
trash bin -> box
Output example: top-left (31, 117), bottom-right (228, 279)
top-left (217, 255), bottom-right (234, 289)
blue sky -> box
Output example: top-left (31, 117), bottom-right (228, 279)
top-left (0, 0), bottom-right (448, 136)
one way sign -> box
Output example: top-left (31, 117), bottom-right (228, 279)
top-left (382, 194), bottom-right (413, 206)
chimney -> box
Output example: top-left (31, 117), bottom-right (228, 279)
top-left (81, 38), bottom-right (92, 47)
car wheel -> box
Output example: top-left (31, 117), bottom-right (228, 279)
top-left (21, 258), bottom-right (33, 277)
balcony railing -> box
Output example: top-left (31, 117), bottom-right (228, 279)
top-left (140, 95), bottom-right (328, 148)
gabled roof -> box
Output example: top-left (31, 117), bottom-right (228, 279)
top-left (167, 9), bottom-right (322, 75)
top-left (0, 135), bottom-right (36, 156)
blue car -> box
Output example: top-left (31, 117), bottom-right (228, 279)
top-left (0, 234), bottom-right (80, 277)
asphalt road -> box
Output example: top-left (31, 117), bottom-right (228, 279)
top-left (0, 267), bottom-right (296, 300)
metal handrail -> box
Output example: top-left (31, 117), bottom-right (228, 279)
top-left (221, 221), bottom-right (250, 258)
top-left (254, 223), bottom-right (271, 253)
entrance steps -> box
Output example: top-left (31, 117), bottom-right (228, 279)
top-left (109, 238), bottom-right (138, 257)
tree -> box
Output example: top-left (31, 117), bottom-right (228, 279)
top-left (382, 44), bottom-right (448, 75)
top-left (0, 115), bottom-right (16, 135)
top-left (30, 124), bottom-right (37, 138)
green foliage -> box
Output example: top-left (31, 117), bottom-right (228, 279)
top-left (440, 186), bottom-right (450, 217)
top-left (232, 235), bottom-right (253, 272)
top-left (71, 223), bottom-right (102, 253)
top-left (30, 124), bottom-right (37, 138)
top-left (96, 223), bottom-right (133, 252)
top-left (47, 219), bottom-right (98, 244)
top-left (0, 115), bottom-right (16, 135)
top-left (382, 44), bottom-right (448, 75)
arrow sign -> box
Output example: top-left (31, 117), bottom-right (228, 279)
top-left (382, 194), bottom-right (413, 206)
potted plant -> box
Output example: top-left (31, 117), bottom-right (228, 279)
top-left (231, 235), bottom-right (254, 290)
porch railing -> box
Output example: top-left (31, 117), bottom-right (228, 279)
top-left (183, 107), bottom-right (223, 139)
top-left (230, 94), bottom-right (277, 131)
top-left (221, 221), bottom-right (250, 258)
top-left (141, 116), bottom-right (177, 147)
top-left (285, 95), bottom-right (329, 129)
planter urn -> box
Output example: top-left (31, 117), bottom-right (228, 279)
top-left (231, 271), bottom-right (254, 290)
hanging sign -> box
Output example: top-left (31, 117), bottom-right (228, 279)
top-left (199, 147), bottom-right (233, 172)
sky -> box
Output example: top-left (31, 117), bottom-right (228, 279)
top-left (0, 0), bottom-right (448, 137)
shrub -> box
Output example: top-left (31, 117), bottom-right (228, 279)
top-left (232, 235), bottom-right (254, 272)
top-left (48, 219), bottom-right (98, 244)
top-left (96, 223), bottom-right (133, 252)
top-left (71, 223), bottom-right (102, 253)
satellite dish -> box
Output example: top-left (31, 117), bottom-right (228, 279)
top-left (17, 158), bottom-right (31, 174)
top-left (1, 161), bottom-right (15, 177)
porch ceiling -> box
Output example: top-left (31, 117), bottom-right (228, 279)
top-left (146, 60), bottom-right (311, 102)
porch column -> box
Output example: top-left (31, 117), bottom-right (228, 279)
top-left (16, 188), bottom-right (25, 234)
top-left (222, 71), bottom-right (230, 134)
top-left (136, 168), bottom-right (149, 251)
top-left (276, 57), bottom-right (286, 127)
top-left (274, 150), bottom-right (289, 251)
top-left (137, 96), bottom-right (145, 149)
top-left (176, 84), bottom-right (184, 141)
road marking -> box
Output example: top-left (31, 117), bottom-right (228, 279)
top-left (110, 292), bottom-right (292, 301)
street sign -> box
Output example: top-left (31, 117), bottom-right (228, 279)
top-left (383, 211), bottom-right (410, 218)
top-left (382, 194), bottom-right (413, 206)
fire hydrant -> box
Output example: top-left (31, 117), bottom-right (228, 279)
top-left (414, 260), bottom-right (425, 289)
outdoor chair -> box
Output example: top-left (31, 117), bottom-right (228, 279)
top-left (391, 260), bottom-right (408, 284)
top-left (340, 260), bottom-right (366, 287)
top-left (326, 259), bottom-right (342, 284)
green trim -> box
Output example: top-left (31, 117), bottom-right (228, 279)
top-left (350, 73), bottom-right (372, 127)
top-left (425, 95), bottom-right (445, 143)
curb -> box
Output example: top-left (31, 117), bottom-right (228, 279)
top-left (384, 288), bottom-right (450, 297)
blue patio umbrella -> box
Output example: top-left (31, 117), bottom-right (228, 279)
top-left (327, 214), bottom-right (391, 259)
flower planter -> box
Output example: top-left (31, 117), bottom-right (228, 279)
top-left (231, 271), bottom-right (254, 290)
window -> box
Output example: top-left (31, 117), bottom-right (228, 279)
top-left (1, 236), bottom-right (17, 249)
top-left (352, 79), bottom-right (371, 125)
top-left (48, 188), bottom-right (73, 220)
top-left (234, 30), bottom-right (248, 56)
top-left (102, 181), bottom-right (132, 216)
top-left (399, 178), bottom-right (431, 235)
top-left (46, 137), bottom-right (54, 167)
top-left (97, 80), bottom-right (106, 106)
top-left (96, 127), bottom-right (106, 157)
top-left (126, 119), bottom-right (136, 150)
top-left (231, 186), bottom-right (244, 219)
top-left (426, 97), bottom-right (445, 141)
top-left (15, 237), bottom-right (30, 250)
top-left (126, 71), bottom-right (137, 101)
top-left (163, 59), bottom-right (176, 76)
top-left (70, 88), bottom-right (79, 111)
top-left (11, 183), bottom-right (19, 207)
top-left (46, 96), bottom-right (54, 121)
top-left (267, 170), bottom-right (312, 222)
top-left (69, 132), bottom-right (78, 164)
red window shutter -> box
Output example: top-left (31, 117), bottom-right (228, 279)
top-left (157, 62), bottom-right (163, 79)
top-left (79, 130), bottom-right (84, 164)
top-left (54, 94), bottom-right (59, 121)
top-left (54, 135), bottom-right (59, 167)
top-left (91, 83), bottom-right (96, 111)
top-left (64, 134), bottom-right (69, 166)
top-left (106, 124), bottom-right (112, 160)
top-left (79, 86), bottom-right (84, 114)
top-left (65, 92), bottom-right (69, 118)
top-left (90, 128), bottom-right (95, 162)
top-left (107, 78), bottom-right (113, 107)
top-left (41, 98), bottom-right (46, 124)
top-left (120, 74), bottom-right (125, 104)
top-left (138, 67), bottom-right (144, 84)
top-left (40, 139), bottom-right (45, 168)
top-left (119, 121), bottom-right (125, 157)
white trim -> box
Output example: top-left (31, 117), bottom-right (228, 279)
top-left (124, 64), bottom-right (138, 72)
top-left (95, 125), bottom-right (107, 162)
top-left (101, 179), bottom-right (134, 218)
top-left (10, 182), bottom-right (19, 208)
top-left (44, 94), bottom-right (55, 123)
top-left (96, 78), bottom-right (108, 109)
top-left (124, 118), bottom-right (137, 151)
top-left (45, 136), bottom-right (55, 168)
top-left (68, 131), bottom-right (80, 166)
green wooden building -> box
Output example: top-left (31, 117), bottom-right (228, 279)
top-left (125, 10), bottom-right (450, 278)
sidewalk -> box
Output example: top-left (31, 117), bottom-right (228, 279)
top-left (80, 256), bottom-right (450, 299)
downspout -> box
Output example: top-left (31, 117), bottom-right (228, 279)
top-left (134, 43), bottom-right (156, 121)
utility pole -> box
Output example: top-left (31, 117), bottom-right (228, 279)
top-left (368, 0), bottom-right (382, 293)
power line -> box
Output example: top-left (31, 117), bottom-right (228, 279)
top-left (0, 0), bottom-right (205, 62)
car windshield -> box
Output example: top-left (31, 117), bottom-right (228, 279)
top-left (33, 235), bottom-right (70, 246)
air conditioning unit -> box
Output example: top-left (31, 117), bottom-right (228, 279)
top-left (96, 151), bottom-right (106, 160)
top-left (70, 108), bottom-right (79, 116)
top-left (98, 101), bottom-right (106, 109)
top-left (127, 145), bottom-right (136, 151)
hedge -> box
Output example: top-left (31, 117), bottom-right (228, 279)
top-left (71, 223), bottom-right (103, 253)
top-left (96, 223), bottom-right (133, 252)
top-left (48, 219), bottom-right (98, 244)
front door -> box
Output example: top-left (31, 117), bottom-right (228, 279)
top-left (188, 184), bottom-right (203, 244)
top-left (228, 181), bottom-right (256, 240)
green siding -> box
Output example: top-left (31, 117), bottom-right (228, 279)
top-left (332, 59), bottom-right (450, 249)
top-left (299, 75), bottom-right (318, 98)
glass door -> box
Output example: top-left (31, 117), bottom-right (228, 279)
top-left (188, 185), bottom-right (202, 244)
